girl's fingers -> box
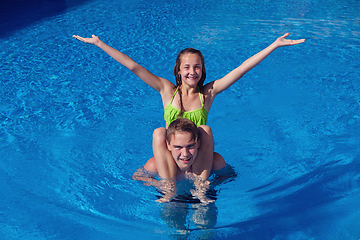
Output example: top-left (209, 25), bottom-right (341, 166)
top-left (73, 35), bottom-right (82, 40)
top-left (282, 33), bottom-right (290, 38)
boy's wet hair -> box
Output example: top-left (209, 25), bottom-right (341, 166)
top-left (166, 118), bottom-right (199, 143)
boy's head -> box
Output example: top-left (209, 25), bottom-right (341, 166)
top-left (166, 118), bottom-right (200, 171)
top-left (166, 118), bottom-right (199, 143)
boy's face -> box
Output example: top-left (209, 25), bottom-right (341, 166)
top-left (167, 132), bottom-right (200, 172)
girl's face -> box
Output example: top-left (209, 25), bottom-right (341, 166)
top-left (178, 53), bottom-right (203, 87)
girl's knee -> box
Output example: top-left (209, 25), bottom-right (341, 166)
top-left (153, 127), bottom-right (166, 141)
top-left (153, 127), bottom-right (167, 148)
top-left (198, 125), bottom-right (214, 143)
top-left (198, 125), bottom-right (213, 135)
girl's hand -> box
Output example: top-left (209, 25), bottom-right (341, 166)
top-left (72, 34), bottom-right (101, 45)
top-left (275, 33), bottom-right (305, 47)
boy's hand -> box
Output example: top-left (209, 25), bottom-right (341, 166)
top-left (156, 180), bottom-right (177, 203)
top-left (190, 189), bottom-right (215, 204)
top-left (187, 173), bottom-right (215, 204)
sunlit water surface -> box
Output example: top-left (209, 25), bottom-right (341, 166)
top-left (1, 0), bottom-right (360, 239)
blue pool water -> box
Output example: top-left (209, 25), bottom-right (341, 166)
top-left (1, 0), bottom-right (360, 239)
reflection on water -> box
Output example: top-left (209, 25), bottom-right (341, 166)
top-left (161, 202), bottom-right (218, 240)
top-left (133, 165), bottom-right (237, 239)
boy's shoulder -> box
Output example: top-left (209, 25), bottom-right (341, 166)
top-left (144, 157), bottom-right (157, 172)
top-left (212, 152), bottom-right (226, 171)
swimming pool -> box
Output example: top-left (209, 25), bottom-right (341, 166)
top-left (1, 0), bottom-right (360, 239)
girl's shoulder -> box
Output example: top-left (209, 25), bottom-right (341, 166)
top-left (202, 81), bottom-right (217, 96)
top-left (160, 82), bottom-right (177, 106)
top-left (201, 82), bottom-right (218, 110)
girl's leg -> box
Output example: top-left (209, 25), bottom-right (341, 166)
top-left (152, 127), bottom-right (178, 202)
top-left (152, 127), bottom-right (177, 180)
top-left (192, 125), bottom-right (214, 179)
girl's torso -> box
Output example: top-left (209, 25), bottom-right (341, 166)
top-left (163, 87), bottom-right (209, 127)
top-left (160, 80), bottom-right (216, 110)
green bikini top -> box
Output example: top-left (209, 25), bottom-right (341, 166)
top-left (164, 88), bottom-right (209, 127)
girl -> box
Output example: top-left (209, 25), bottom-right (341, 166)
top-left (73, 33), bottom-right (305, 183)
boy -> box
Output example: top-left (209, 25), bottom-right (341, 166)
top-left (133, 118), bottom-right (226, 203)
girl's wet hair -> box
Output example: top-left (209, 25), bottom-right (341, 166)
top-left (173, 48), bottom-right (206, 116)
top-left (166, 118), bottom-right (199, 143)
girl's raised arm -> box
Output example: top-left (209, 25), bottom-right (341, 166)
top-left (208, 33), bottom-right (305, 96)
top-left (73, 34), bottom-right (170, 93)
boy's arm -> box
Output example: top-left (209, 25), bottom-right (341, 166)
top-left (133, 161), bottom-right (177, 202)
top-left (132, 168), bottom-right (160, 187)
top-left (189, 175), bottom-right (215, 204)
top-left (155, 180), bottom-right (177, 203)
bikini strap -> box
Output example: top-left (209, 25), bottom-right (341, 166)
top-left (198, 87), bottom-right (204, 108)
top-left (170, 87), bottom-right (203, 107)
top-left (169, 88), bottom-right (178, 104)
